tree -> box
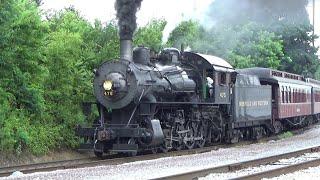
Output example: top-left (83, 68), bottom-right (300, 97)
top-left (84, 20), bottom-right (119, 69)
top-left (0, 0), bottom-right (52, 154)
top-left (167, 20), bottom-right (203, 49)
top-left (228, 26), bottom-right (285, 69)
top-left (276, 23), bottom-right (319, 76)
top-left (134, 19), bottom-right (167, 52)
top-left (44, 10), bottom-right (94, 148)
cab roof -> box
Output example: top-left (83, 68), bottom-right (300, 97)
top-left (182, 51), bottom-right (234, 72)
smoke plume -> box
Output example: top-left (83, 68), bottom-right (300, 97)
top-left (205, 0), bottom-right (310, 28)
top-left (115, 0), bottom-right (143, 40)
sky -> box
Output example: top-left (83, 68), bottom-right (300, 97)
top-left (42, 0), bottom-right (320, 49)
top-left (41, 0), bottom-right (212, 41)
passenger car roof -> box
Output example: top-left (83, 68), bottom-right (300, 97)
top-left (236, 67), bottom-right (307, 85)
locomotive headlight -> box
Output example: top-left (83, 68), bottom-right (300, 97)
top-left (103, 80), bottom-right (113, 91)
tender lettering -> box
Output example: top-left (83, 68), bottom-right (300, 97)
top-left (239, 100), bottom-right (269, 107)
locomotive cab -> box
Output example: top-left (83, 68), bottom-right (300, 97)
top-left (181, 52), bottom-right (234, 104)
top-left (204, 69), bottom-right (232, 103)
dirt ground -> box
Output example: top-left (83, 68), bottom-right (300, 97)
top-left (0, 149), bottom-right (93, 167)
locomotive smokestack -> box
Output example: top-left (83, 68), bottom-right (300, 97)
top-left (115, 0), bottom-right (143, 61)
top-left (120, 40), bottom-right (133, 61)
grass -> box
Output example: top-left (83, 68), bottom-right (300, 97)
top-left (278, 131), bottom-right (294, 139)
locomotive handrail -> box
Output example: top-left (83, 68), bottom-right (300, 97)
top-left (145, 102), bottom-right (224, 105)
top-left (126, 89), bottom-right (145, 126)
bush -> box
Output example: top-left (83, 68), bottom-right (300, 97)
top-left (278, 131), bottom-right (294, 139)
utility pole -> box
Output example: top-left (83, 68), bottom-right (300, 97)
top-left (313, 0), bottom-right (315, 47)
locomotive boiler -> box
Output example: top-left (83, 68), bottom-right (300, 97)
top-left (95, 41), bottom-right (195, 111)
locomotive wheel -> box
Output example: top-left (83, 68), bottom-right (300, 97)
top-left (151, 148), bottom-right (158, 154)
top-left (159, 140), bottom-right (169, 153)
top-left (195, 123), bottom-right (206, 148)
top-left (273, 121), bottom-right (283, 134)
top-left (252, 127), bottom-right (262, 140)
top-left (183, 136), bottom-right (195, 149)
top-left (150, 147), bottom-right (158, 154)
top-left (195, 137), bottom-right (205, 148)
top-left (172, 139), bottom-right (183, 151)
top-left (94, 150), bottom-right (103, 158)
top-left (172, 124), bottom-right (184, 151)
top-left (126, 138), bottom-right (138, 157)
top-left (159, 145), bottom-right (168, 153)
top-left (126, 151), bottom-right (137, 157)
top-left (183, 121), bottom-right (195, 150)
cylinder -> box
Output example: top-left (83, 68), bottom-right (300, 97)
top-left (120, 39), bottom-right (133, 61)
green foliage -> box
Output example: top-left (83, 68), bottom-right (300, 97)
top-left (167, 20), bottom-right (203, 48)
top-left (84, 20), bottom-right (120, 69)
top-left (169, 22), bottom-right (286, 70)
top-left (278, 131), bottom-right (294, 139)
top-left (228, 25), bottom-right (285, 69)
top-left (0, 0), bottom-right (52, 154)
top-left (275, 23), bottom-right (319, 77)
top-left (0, 0), bottom-right (48, 116)
top-left (0, 114), bottom-right (29, 154)
top-left (44, 10), bottom-right (93, 147)
top-left (28, 124), bottom-right (61, 155)
top-left (134, 19), bottom-right (167, 52)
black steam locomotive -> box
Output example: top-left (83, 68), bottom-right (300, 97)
top-left (77, 39), bottom-right (320, 157)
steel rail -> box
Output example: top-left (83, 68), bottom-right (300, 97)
top-left (232, 158), bottom-right (320, 180)
top-left (0, 157), bottom-right (96, 177)
top-left (154, 145), bottom-right (320, 180)
top-left (0, 143), bottom-right (225, 177)
top-left (0, 137), bottom-right (273, 178)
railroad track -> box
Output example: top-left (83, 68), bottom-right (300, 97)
top-left (232, 157), bottom-right (320, 180)
top-left (1, 136), bottom-right (278, 178)
top-left (0, 143), bottom-right (234, 177)
top-left (0, 157), bottom-right (96, 177)
top-left (155, 146), bottom-right (320, 180)
top-left (0, 124), bottom-right (316, 177)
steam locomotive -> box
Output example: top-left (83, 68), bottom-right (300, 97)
top-left (77, 39), bottom-right (320, 157)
